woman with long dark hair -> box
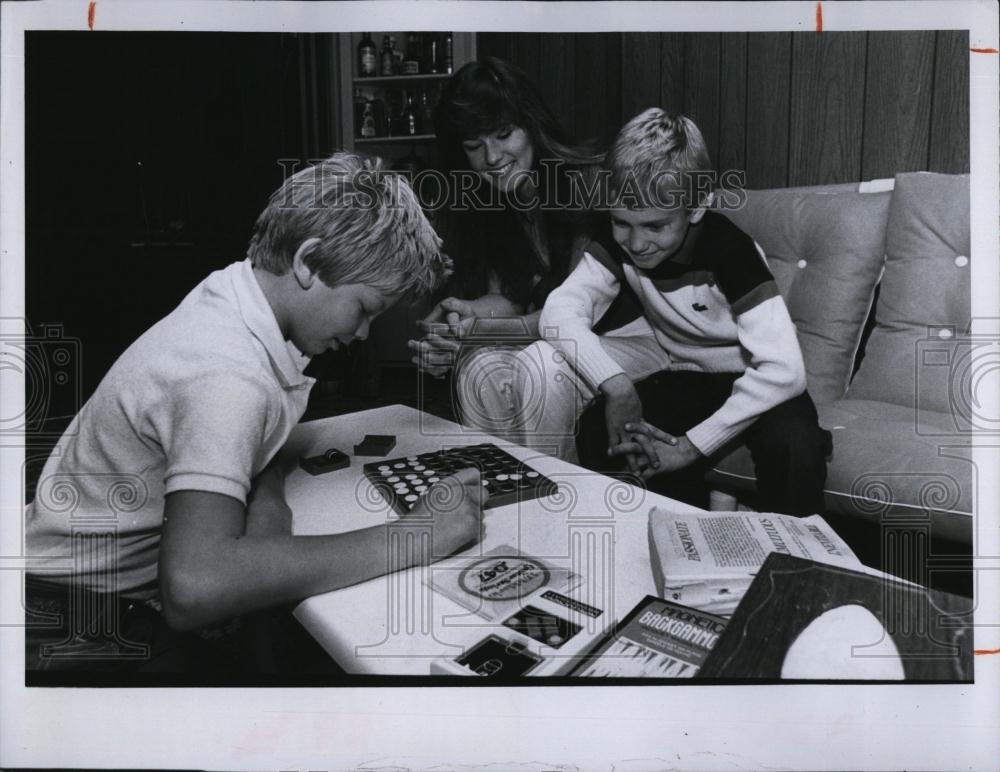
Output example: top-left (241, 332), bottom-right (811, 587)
top-left (409, 57), bottom-right (614, 433)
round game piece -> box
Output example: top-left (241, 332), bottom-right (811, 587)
top-left (413, 465), bottom-right (426, 471)
top-left (404, 494), bottom-right (418, 502)
top-left (547, 634), bottom-right (563, 646)
top-left (394, 485), bottom-right (409, 493)
top-left (407, 455), bottom-right (417, 461)
top-left (393, 463), bottom-right (406, 469)
top-left (428, 477), bottom-right (440, 483)
top-left (404, 472), bottom-right (417, 479)
top-left (422, 469), bottom-right (434, 476)
top-left (526, 471), bottom-right (539, 478)
top-left (509, 473), bottom-right (522, 480)
top-left (386, 475), bottom-right (400, 483)
top-left (415, 485), bottom-right (428, 493)
top-left (481, 480), bottom-right (489, 487)
top-left (496, 474), bottom-right (509, 481)
top-left (378, 465), bottom-right (390, 472)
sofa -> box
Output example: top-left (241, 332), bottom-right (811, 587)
top-left (706, 172), bottom-right (973, 546)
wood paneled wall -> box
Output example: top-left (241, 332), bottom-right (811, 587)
top-left (478, 31), bottom-right (969, 188)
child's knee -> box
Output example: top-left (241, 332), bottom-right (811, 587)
top-left (752, 408), bottom-right (831, 467)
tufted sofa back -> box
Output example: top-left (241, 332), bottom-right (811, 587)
top-left (716, 183), bottom-right (892, 405)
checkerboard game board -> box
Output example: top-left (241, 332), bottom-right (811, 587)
top-left (363, 443), bottom-right (558, 514)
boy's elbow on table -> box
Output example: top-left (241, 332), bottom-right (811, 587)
top-left (159, 558), bottom-right (231, 632)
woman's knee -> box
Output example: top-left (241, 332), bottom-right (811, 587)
top-left (453, 346), bottom-right (521, 426)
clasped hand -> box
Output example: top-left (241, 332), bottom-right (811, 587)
top-left (408, 297), bottom-right (476, 378)
top-left (602, 376), bottom-right (702, 479)
top-left (608, 420), bottom-right (703, 479)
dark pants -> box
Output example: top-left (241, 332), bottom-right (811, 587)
top-left (577, 371), bottom-right (832, 516)
top-left (23, 575), bottom-right (341, 680)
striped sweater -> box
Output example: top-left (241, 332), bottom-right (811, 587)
top-left (538, 211), bottom-right (807, 455)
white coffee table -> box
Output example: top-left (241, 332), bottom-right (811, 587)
top-left (283, 404), bottom-right (705, 675)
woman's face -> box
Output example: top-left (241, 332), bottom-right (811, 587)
top-left (462, 125), bottom-right (535, 194)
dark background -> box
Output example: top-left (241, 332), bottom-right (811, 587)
top-left (23, 30), bottom-right (970, 467)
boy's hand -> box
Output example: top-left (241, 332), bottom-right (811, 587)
top-left (600, 374), bottom-right (643, 473)
top-left (401, 466), bottom-right (484, 558)
top-left (609, 423), bottom-right (703, 479)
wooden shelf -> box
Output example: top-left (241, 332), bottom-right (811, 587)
top-left (354, 134), bottom-right (436, 144)
top-left (353, 73), bottom-right (453, 85)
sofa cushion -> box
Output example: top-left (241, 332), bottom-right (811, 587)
top-left (847, 172), bottom-right (971, 411)
top-left (706, 398), bottom-right (973, 543)
top-left (719, 188), bottom-right (890, 404)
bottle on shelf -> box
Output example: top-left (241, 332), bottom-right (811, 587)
top-left (400, 92), bottom-right (420, 136)
top-left (380, 35), bottom-right (394, 76)
top-left (443, 32), bottom-right (453, 74)
top-left (403, 32), bottom-right (421, 74)
top-left (426, 33), bottom-right (439, 74)
top-left (358, 32), bottom-right (377, 77)
top-left (419, 90), bottom-right (435, 133)
top-left (390, 35), bottom-right (403, 74)
top-left (360, 100), bottom-right (376, 138)
top-left (353, 88), bottom-right (367, 136)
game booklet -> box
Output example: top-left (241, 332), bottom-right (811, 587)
top-left (648, 508), bottom-right (864, 615)
top-left (569, 595), bottom-right (728, 678)
top-left (426, 544), bottom-right (581, 622)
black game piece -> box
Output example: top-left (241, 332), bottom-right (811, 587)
top-left (354, 434), bottom-right (397, 456)
top-left (362, 442), bottom-right (558, 514)
top-left (299, 448), bottom-right (351, 475)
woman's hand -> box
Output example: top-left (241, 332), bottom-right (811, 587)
top-left (609, 422), bottom-right (703, 479)
top-left (408, 297), bottom-right (472, 376)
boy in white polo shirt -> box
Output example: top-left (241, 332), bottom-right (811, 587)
top-left (25, 153), bottom-right (481, 673)
top-left (491, 110), bottom-right (830, 515)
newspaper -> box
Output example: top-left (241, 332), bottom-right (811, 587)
top-left (648, 508), bottom-right (864, 615)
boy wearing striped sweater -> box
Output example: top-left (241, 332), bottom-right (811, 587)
top-left (505, 109), bottom-right (830, 514)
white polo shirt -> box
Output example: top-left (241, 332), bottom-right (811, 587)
top-left (26, 260), bottom-right (315, 598)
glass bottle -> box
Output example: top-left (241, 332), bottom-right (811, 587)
top-left (380, 35), bottom-right (394, 76)
top-left (426, 33), bottom-right (439, 74)
top-left (353, 88), bottom-right (367, 137)
top-left (360, 100), bottom-right (376, 138)
top-left (403, 32), bottom-right (421, 74)
top-left (358, 32), bottom-right (377, 77)
top-left (390, 35), bottom-right (403, 74)
top-left (401, 92), bottom-right (420, 136)
top-left (443, 32), bottom-right (453, 74)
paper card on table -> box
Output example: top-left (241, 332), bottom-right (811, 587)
top-left (426, 544), bottom-right (581, 621)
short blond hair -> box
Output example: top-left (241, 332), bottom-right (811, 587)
top-left (248, 153), bottom-right (450, 295)
top-left (606, 109), bottom-right (713, 210)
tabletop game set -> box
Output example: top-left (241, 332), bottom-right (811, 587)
top-left (430, 586), bottom-right (616, 677)
top-left (363, 443), bottom-right (558, 514)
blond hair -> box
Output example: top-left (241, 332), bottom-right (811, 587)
top-left (248, 153), bottom-right (450, 295)
top-left (606, 109), bottom-right (713, 210)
